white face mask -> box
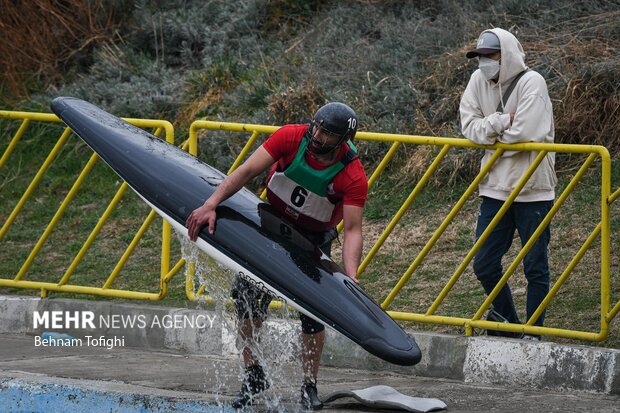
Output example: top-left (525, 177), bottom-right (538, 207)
top-left (479, 57), bottom-right (500, 81)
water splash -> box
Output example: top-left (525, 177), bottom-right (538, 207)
top-left (177, 234), bottom-right (231, 312)
top-left (176, 231), bottom-right (308, 411)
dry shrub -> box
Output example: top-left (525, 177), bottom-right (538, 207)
top-left (522, 10), bottom-right (620, 149)
top-left (406, 50), bottom-right (480, 186)
top-left (530, 46), bottom-right (619, 148)
top-left (267, 80), bottom-right (325, 124)
top-left (399, 144), bottom-right (479, 188)
top-left (174, 64), bottom-right (240, 127)
top-left (0, 0), bottom-right (123, 98)
top-left (175, 88), bottom-right (224, 129)
top-left (556, 72), bottom-right (620, 147)
top-left (414, 47), bottom-right (471, 136)
top-left (258, 0), bottom-right (324, 34)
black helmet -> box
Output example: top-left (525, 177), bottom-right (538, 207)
top-left (312, 102), bottom-right (358, 145)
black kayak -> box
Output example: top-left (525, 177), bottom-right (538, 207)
top-left (51, 97), bottom-right (422, 366)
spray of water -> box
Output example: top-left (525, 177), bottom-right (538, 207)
top-left (177, 231), bottom-right (307, 411)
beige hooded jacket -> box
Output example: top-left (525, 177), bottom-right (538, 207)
top-left (460, 28), bottom-right (556, 202)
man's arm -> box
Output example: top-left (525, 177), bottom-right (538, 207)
top-left (499, 75), bottom-right (554, 144)
top-left (459, 77), bottom-right (509, 145)
top-left (341, 204), bottom-right (364, 284)
top-left (186, 146), bottom-right (275, 240)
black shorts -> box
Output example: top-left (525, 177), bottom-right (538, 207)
top-left (231, 276), bottom-right (273, 321)
top-left (231, 228), bottom-right (337, 334)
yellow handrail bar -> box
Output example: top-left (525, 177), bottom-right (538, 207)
top-left (3, 111), bottom-right (614, 343)
top-left (184, 120), bottom-right (616, 343)
top-left (1, 110), bottom-right (179, 300)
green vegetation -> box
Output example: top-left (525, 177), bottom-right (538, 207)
top-left (1, 1), bottom-right (619, 347)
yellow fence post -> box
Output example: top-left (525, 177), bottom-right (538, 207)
top-left (599, 147), bottom-right (612, 338)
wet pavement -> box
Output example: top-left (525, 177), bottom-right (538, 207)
top-left (1, 333), bottom-right (619, 412)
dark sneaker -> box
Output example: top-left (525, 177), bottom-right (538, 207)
top-left (231, 364), bottom-right (269, 409)
top-left (301, 379), bottom-right (323, 410)
top-left (522, 334), bottom-right (542, 341)
top-left (486, 309), bottom-right (522, 339)
top-left (231, 388), bottom-right (252, 410)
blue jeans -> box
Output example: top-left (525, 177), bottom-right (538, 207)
top-left (473, 197), bottom-right (552, 327)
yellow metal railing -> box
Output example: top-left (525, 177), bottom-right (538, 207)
top-left (359, 133), bottom-right (614, 341)
top-left (185, 121), bottom-right (618, 342)
top-left (0, 110), bottom-right (183, 300)
top-left (1, 112), bottom-right (618, 342)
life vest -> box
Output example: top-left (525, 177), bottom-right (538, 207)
top-left (266, 137), bottom-right (358, 231)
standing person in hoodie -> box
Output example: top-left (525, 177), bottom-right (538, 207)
top-left (459, 28), bottom-right (556, 340)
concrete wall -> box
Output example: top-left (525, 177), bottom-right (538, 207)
top-left (1, 295), bottom-right (618, 395)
